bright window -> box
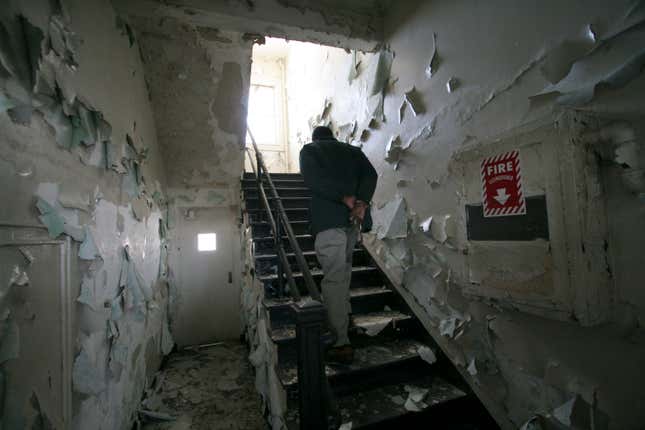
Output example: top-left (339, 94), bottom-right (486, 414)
top-left (197, 233), bottom-right (217, 252)
top-left (247, 84), bottom-right (277, 145)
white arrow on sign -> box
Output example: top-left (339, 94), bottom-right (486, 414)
top-left (493, 188), bottom-right (510, 205)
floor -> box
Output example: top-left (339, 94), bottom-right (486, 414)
top-left (140, 342), bottom-right (266, 430)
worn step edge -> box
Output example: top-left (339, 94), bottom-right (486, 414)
top-left (284, 376), bottom-right (467, 430)
top-left (270, 311), bottom-right (414, 344)
top-left (246, 207), bottom-right (309, 212)
top-left (264, 286), bottom-right (392, 310)
top-left (245, 196), bottom-right (311, 201)
top-left (242, 187), bottom-right (311, 195)
top-left (278, 337), bottom-right (429, 390)
top-left (258, 266), bottom-right (376, 282)
top-left (250, 220), bottom-right (309, 226)
top-left (242, 178), bottom-right (305, 184)
top-left (255, 248), bottom-right (365, 261)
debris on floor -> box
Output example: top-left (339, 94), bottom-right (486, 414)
top-left (140, 342), bottom-right (265, 430)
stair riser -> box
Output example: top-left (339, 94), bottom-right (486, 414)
top-left (251, 222), bottom-right (310, 237)
top-left (352, 396), bottom-right (496, 430)
top-left (255, 250), bottom-right (371, 276)
top-left (267, 292), bottom-right (394, 329)
top-left (245, 198), bottom-right (310, 210)
top-left (261, 269), bottom-right (383, 298)
top-left (241, 177), bottom-right (498, 429)
top-left (274, 319), bottom-right (423, 363)
top-left (254, 236), bottom-right (315, 254)
top-left (243, 173), bottom-right (302, 181)
top-left (244, 188), bottom-right (310, 198)
top-left (248, 208), bottom-right (309, 223)
top-left (242, 179), bottom-right (306, 189)
top-left (284, 357), bottom-right (431, 402)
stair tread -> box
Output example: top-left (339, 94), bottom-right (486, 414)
top-left (251, 220), bottom-right (309, 225)
top-left (278, 337), bottom-right (429, 388)
top-left (254, 247), bottom-right (364, 260)
top-left (240, 179), bottom-right (489, 428)
top-left (246, 207), bottom-right (309, 212)
top-left (264, 286), bottom-right (392, 309)
top-left (254, 234), bottom-right (312, 241)
top-left (242, 178), bottom-right (304, 183)
top-left (258, 265), bottom-right (376, 282)
top-left (270, 310), bottom-right (413, 343)
top-left (337, 376), bottom-right (467, 428)
top-left (255, 249), bottom-right (318, 259)
top-left (284, 376), bottom-right (467, 429)
top-left (243, 187), bottom-right (309, 191)
top-left (245, 196), bottom-right (311, 200)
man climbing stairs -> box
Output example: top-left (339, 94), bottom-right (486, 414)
top-left (242, 172), bottom-right (498, 429)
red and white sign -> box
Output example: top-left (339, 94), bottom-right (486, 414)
top-left (480, 150), bottom-right (526, 217)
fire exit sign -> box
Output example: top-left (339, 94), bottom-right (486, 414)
top-left (481, 149), bottom-right (526, 217)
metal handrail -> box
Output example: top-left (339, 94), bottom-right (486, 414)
top-left (245, 130), bottom-right (321, 302)
top-left (244, 133), bottom-right (339, 429)
top-left (245, 147), bottom-right (301, 301)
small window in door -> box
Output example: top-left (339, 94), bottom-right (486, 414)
top-left (197, 233), bottom-right (217, 252)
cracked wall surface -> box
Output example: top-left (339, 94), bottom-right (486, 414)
top-left (133, 16), bottom-right (251, 347)
top-left (134, 16), bottom-right (251, 190)
top-left (114, 0), bottom-right (385, 52)
top-left (3, 0), bottom-right (644, 428)
top-left (279, 0), bottom-right (645, 428)
top-left (0, 0), bottom-right (173, 428)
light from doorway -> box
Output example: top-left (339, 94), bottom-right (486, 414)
top-left (197, 233), bottom-right (217, 252)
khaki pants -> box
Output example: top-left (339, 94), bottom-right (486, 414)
top-left (314, 227), bottom-right (358, 347)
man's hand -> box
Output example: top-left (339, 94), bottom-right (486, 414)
top-left (350, 200), bottom-right (368, 223)
top-left (342, 195), bottom-right (356, 209)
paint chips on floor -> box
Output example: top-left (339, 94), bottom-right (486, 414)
top-left (140, 342), bottom-right (265, 430)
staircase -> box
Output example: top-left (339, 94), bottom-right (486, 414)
top-left (242, 172), bottom-right (498, 429)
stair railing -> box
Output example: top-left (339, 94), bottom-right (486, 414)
top-left (245, 129), bottom-right (336, 430)
top-left (244, 144), bottom-right (301, 301)
top-left (246, 130), bottom-right (321, 302)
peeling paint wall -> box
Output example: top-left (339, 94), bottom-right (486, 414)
top-left (240, 217), bottom-right (287, 430)
top-left (134, 17), bottom-right (251, 189)
top-left (134, 16), bottom-right (251, 345)
top-left (114, 0), bottom-right (385, 52)
top-left (0, 0), bottom-right (172, 428)
top-left (275, 1), bottom-right (645, 428)
top-left (285, 41), bottom-right (377, 171)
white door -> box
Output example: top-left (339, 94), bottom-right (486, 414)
top-left (174, 207), bottom-right (240, 346)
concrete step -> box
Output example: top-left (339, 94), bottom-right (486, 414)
top-left (284, 375), bottom-right (470, 430)
top-left (278, 337), bottom-right (432, 394)
top-left (270, 311), bottom-right (420, 361)
top-left (253, 234), bottom-right (315, 254)
top-left (245, 196), bottom-right (311, 210)
top-left (258, 266), bottom-right (383, 297)
top-left (247, 207), bottom-right (310, 222)
top-left (254, 247), bottom-right (370, 276)
top-left (249, 220), bottom-right (310, 237)
top-left (257, 265), bottom-right (377, 283)
top-left (264, 286), bottom-right (395, 328)
top-left (242, 178), bottom-right (305, 189)
top-left (243, 187), bottom-right (311, 198)
top-left (243, 172), bottom-right (302, 181)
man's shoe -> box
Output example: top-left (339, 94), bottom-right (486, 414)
top-left (326, 345), bottom-right (354, 365)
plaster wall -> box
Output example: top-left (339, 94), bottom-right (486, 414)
top-left (280, 0), bottom-right (645, 428)
top-left (114, 0), bottom-right (384, 52)
top-left (284, 42), bottom-right (377, 170)
top-left (134, 18), bottom-right (251, 345)
top-left (0, 0), bottom-right (172, 428)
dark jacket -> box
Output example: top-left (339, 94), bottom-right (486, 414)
top-left (299, 139), bottom-right (378, 236)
